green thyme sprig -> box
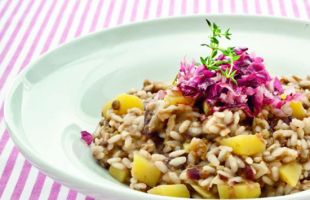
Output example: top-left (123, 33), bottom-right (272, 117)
top-left (200, 19), bottom-right (239, 83)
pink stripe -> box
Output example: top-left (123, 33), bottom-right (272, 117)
top-left (41, 0), bottom-right (70, 53)
top-left (0, 0), bottom-right (24, 42)
top-left (130, 0), bottom-right (139, 21)
top-left (266, 0), bottom-right (274, 15)
top-left (67, 190), bottom-right (78, 200)
top-left (304, 0), bottom-right (310, 19)
top-left (59, 0), bottom-right (81, 44)
top-left (0, 0), bottom-right (44, 90)
top-left (0, 146), bottom-right (19, 198)
top-left (168, 0), bottom-right (175, 16)
top-left (193, 0), bottom-right (199, 13)
top-left (117, 0), bottom-right (128, 24)
top-left (0, 130), bottom-right (9, 155)
top-left (231, 0), bottom-right (236, 13)
top-left (242, 0), bottom-right (248, 13)
top-left (279, 0), bottom-right (287, 16)
top-left (206, 0), bottom-right (211, 13)
top-left (85, 196), bottom-right (95, 200)
top-left (103, 0), bottom-right (116, 27)
top-left (181, 0), bottom-right (186, 15)
top-left (0, 0), bottom-right (13, 19)
top-left (143, 0), bottom-right (151, 19)
top-left (291, 0), bottom-right (300, 18)
top-left (218, 0), bottom-right (223, 13)
top-left (47, 182), bottom-right (62, 200)
top-left (19, 0), bottom-right (58, 71)
top-left (156, 0), bottom-right (163, 18)
top-left (255, 0), bottom-right (262, 14)
top-left (90, 0), bottom-right (104, 31)
top-left (29, 172), bottom-right (46, 200)
top-left (10, 160), bottom-right (32, 200)
top-left (75, 0), bottom-right (92, 37)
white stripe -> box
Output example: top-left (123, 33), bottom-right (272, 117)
top-left (149, 0), bottom-right (160, 19)
top-left (36, 176), bottom-right (53, 199)
top-left (56, 185), bottom-right (69, 199)
top-left (1, 154), bottom-right (25, 199)
top-left (76, 193), bottom-right (88, 200)
top-left (285, 0), bottom-right (296, 18)
top-left (50, 0), bottom-right (77, 49)
top-left (235, 0), bottom-right (244, 14)
top-left (0, 140), bottom-right (14, 177)
top-left (94, 0), bottom-right (110, 30)
top-left (272, 0), bottom-right (282, 17)
top-left (122, 0), bottom-right (135, 25)
top-left (246, 0), bottom-right (257, 14)
top-left (65, 0), bottom-right (88, 43)
top-left (18, 166), bottom-right (38, 200)
top-left (296, 0), bottom-right (308, 20)
top-left (259, 0), bottom-right (270, 15)
top-left (109, 0), bottom-right (122, 27)
top-left (79, 0), bottom-right (98, 35)
top-left (222, 0), bottom-right (232, 14)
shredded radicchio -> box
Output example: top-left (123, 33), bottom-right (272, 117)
top-left (177, 48), bottom-right (298, 117)
top-left (81, 131), bottom-right (93, 145)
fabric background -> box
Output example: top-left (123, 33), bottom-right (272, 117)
top-left (0, 0), bottom-right (309, 199)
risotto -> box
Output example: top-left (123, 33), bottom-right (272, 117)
top-left (81, 20), bottom-right (310, 199)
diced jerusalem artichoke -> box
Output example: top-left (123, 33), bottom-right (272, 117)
top-left (217, 182), bottom-right (261, 199)
top-left (131, 153), bottom-right (161, 187)
top-left (109, 166), bottom-right (128, 183)
top-left (101, 100), bottom-right (113, 117)
top-left (114, 94), bottom-right (144, 115)
top-left (191, 184), bottom-right (215, 199)
top-left (164, 91), bottom-right (193, 105)
top-left (147, 184), bottom-right (190, 198)
top-left (290, 101), bottom-right (306, 119)
top-left (101, 94), bottom-right (144, 117)
top-left (279, 161), bottom-right (302, 187)
top-left (220, 134), bottom-right (265, 156)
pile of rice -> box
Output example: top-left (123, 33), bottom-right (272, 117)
top-left (90, 76), bottom-right (310, 198)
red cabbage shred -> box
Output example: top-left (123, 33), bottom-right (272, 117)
top-left (177, 48), bottom-right (296, 117)
top-left (81, 131), bottom-right (93, 145)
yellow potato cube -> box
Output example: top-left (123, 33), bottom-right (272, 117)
top-left (191, 184), bottom-right (215, 198)
top-left (114, 94), bottom-right (144, 115)
top-left (164, 90), bottom-right (193, 105)
top-left (290, 101), bottom-right (306, 119)
top-left (109, 166), bottom-right (128, 183)
top-left (217, 182), bottom-right (261, 199)
top-left (220, 134), bottom-right (265, 156)
top-left (101, 100), bottom-right (113, 118)
top-left (147, 184), bottom-right (190, 198)
top-left (131, 153), bottom-right (161, 187)
top-left (279, 161), bottom-right (302, 187)
top-left (101, 94), bottom-right (144, 117)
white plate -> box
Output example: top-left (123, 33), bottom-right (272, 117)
top-left (4, 15), bottom-right (310, 200)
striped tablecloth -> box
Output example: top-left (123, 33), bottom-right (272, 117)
top-left (0, 0), bottom-right (309, 199)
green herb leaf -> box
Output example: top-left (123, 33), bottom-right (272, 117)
top-left (200, 19), bottom-right (239, 84)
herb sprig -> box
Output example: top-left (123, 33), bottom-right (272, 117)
top-left (200, 19), bottom-right (239, 83)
